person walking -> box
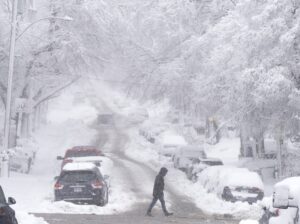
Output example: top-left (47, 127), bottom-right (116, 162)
top-left (146, 167), bottom-right (173, 217)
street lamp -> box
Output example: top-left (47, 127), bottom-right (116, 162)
top-left (2, 0), bottom-right (73, 177)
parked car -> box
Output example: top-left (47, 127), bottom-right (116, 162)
top-left (271, 177), bottom-right (300, 224)
top-left (0, 186), bottom-right (18, 224)
top-left (198, 166), bottom-right (264, 204)
top-left (159, 131), bottom-right (187, 157)
top-left (57, 146), bottom-right (104, 168)
top-left (186, 157), bottom-right (223, 181)
top-left (9, 147), bottom-right (35, 174)
top-left (54, 162), bottom-right (109, 206)
top-left (173, 145), bottom-right (207, 172)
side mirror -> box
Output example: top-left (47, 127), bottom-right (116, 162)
top-left (8, 197), bottom-right (16, 205)
top-left (54, 176), bottom-right (59, 181)
top-left (273, 186), bottom-right (290, 209)
top-left (57, 156), bottom-right (64, 160)
top-left (104, 175), bottom-right (109, 180)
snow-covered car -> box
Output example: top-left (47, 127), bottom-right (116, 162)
top-left (159, 132), bottom-right (187, 157)
top-left (271, 177), bottom-right (300, 224)
top-left (173, 145), bottom-right (207, 171)
top-left (198, 166), bottom-right (264, 204)
top-left (57, 146), bottom-right (104, 169)
top-left (186, 157), bottom-right (223, 181)
top-left (54, 162), bottom-right (109, 206)
top-left (9, 147), bottom-right (35, 174)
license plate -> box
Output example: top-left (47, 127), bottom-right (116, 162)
top-left (74, 187), bottom-right (82, 193)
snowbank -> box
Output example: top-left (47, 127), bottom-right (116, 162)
top-left (240, 220), bottom-right (259, 224)
top-left (18, 212), bottom-right (48, 224)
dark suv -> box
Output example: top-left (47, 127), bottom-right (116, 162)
top-left (54, 163), bottom-right (109, 206)
top-left (0, 186), bottom-right (18, 224)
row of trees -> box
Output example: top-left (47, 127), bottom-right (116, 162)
top-left (1, 0), bottom-right (300, 160)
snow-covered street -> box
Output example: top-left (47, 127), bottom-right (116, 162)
top-left (1, 0), bottom-right (300, 223)
top-left (1, 83), bottom-right (261, 223)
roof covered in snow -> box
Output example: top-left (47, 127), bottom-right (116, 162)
top-left (161, 131), bottom-right (187, 145)
top-left (63, 162), bottom-right (97, 171)
top-left (199, 166), bottom-right (264, 190)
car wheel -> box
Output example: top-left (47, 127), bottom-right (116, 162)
top-left (96, 193), bottom-right (106, 207)
top-left (105, 189), bottom-right (109, 205)
top-left (11, 216), bottom-right (18, 224)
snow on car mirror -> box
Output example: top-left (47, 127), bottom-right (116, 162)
top-left (8, 197), bottom-right (16, 205)
top-left (273, 186), bottom-right (290, 209)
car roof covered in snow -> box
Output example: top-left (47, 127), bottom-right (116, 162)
top-left (199, 165), bottom-right (264, 190)
top-left (161, 131), bottom-right (187, 146)
top-left (63, 162), bottom-right (97, 171)
top-left (70, 156), bottom-right (103, 162)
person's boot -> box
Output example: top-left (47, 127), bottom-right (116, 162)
top-left (164, 212), bottom-right (173, 217)
top-left (146, 211), bottom-right (153, 217)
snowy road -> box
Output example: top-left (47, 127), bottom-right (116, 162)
top-left (34, 124), bottom-right (240, 224)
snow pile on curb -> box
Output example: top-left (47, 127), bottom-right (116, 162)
top-left (240, 220), bottom-right (259, 224)
top-left (18, 212), bottom-right (48, 224)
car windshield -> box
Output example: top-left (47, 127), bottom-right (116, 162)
top-left (0, 187), bottom-right (6, 205)
top-left (60, 171), bottom-right (97, 183)
top-left (65, 150), bottom-right (99, 158)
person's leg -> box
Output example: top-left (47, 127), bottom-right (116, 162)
top-left (158, 194), bottom-right (173, 216)
top-left (147, 197), bottom-right (158, 215)
top-left (158, 194), bottom-right (168, 214)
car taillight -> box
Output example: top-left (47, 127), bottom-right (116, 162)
top-left (54, 182), bottom-right (64, 190)
top-left (0, 208), bottom-right (5, 216)
top-left (92, 180), bottom-right (103, 189)
top-left (64, 159), bottom-right (73, 164)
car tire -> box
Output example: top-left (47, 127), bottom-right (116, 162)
top-left (96, 193), bottom-right (106, 207)
top-left (105, 189), bottom-right (109, 205)
top-left (11, 216), bottom-right (18, 224)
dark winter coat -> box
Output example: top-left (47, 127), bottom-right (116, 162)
top-left (153, 167), bottom-right (168, 197)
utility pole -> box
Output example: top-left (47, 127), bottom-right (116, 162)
top-left (276, 122), bottom-right (285, 179)
top-left (2, 0), bottom-right (18, 177)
